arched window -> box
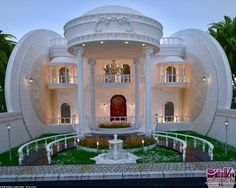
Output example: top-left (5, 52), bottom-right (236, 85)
top-left (164, 101), bottom-right (174, 122)
top-left (61, 103), bottom-right (71, 124)
top-left (166, 66), bottom-right (176, 82)
top-left (59, 67), bottom-right (69, 83)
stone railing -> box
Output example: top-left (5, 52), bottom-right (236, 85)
top-left (161, 37), bottom-right (183, 45)
top-left (156, 131), bottom-right (214, 160)
top-left (49, 75), bottom-right (77, 84)
top-left (48, 117), bottom-right (74, 125)
top-left (157, 116), bottom-right (189, 123)
top-left (153, 132), bottom-right (187, 161)
top-left (46, 135), bottom-right (78, 165)
top-left (50, 38), bottom-right (67, 46)
top-left (96, 74), bottom-right (133, 84)
top-left (18, 133), bottom-right (76, 165)
top-left (160, 74), bottom-right (187, 83)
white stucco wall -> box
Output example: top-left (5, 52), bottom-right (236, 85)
top-left (207, 109), bottom-right (236, 148)
top-left (0, 112), bottom-right (31, 153)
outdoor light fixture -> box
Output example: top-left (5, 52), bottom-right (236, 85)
top-left (155, 113), bottom-right (158, 131)
top-left (27, 76), bottom-right (33, 83)
top-left (6, 123), bottom-right (12, 161)
top-left (202, 76), bottom-right (207, 81)
top-left (124, 41), bottom-right (128, 44)
top-left (224, 119), bottom-right (229, 156)
top-left (100, 41), bottom-right (104, 44)
top-left (82, 43), bottom-right (85, 47)
top-left (224, 119), bottom-right (229, 127)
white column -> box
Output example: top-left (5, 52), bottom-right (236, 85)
top-left (133, 58), bottom-right (140, 129)
top-left (143, 46), bottom-right (153, 135)
top-left (88, 59), bottom-right (96, 130)
top-left (74, 47), bottom-right (84, 133)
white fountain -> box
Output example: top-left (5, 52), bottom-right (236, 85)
top-left (91, 134), bottom-right (140, 164)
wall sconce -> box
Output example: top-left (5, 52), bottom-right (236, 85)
top-left (101, 103), bottom-right (108, 112)
top-left (202, 76), bottom-right (208, 82)
top-left (26, 76), bottom-right (33, 83)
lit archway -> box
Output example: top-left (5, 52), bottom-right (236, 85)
top-left (164, 101), bottom-right (174, 122)
top-left (61, 103), bottom-right (71, 123)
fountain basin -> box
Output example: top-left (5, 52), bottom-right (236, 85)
top-left (91, 134), bottom-right (140, 164)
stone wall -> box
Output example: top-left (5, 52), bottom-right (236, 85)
top-left (0, 112), bottom-right (31, 153)
top-left (207, 109), bottom-right (236, 148)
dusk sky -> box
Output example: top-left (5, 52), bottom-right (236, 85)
top-left (1, 0), bottom-right (236, 41)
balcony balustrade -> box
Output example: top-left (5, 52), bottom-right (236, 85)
top-left (161, 37), bottom-right (183, 45)
top-left (96, 74), bottom-right (133, 86)
top-left (156, 116), bottom-right (189, 123)
top-left (48, 117), bottom-right (79, 125)
top-left (158, 74), bottom-right (188, 87)
top-left (48, 75), bottom-right (77, 89)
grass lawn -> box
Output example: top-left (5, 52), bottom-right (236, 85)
top-left (51, 146), bottom-right (181, 165)
top-left (172, 131), bottom-right (236, 161)
top-left (52, 149), bottom-right (98, 164)
top-left (0, 133), bottom-right (59, 166)
top-left (134, 147), bottom-right (181, 163)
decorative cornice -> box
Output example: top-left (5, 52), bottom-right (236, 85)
top-left (95, 16), bottom-right (133, 32)
top-left (67, 33), bottom-right (160, 48)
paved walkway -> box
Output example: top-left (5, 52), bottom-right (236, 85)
top-left (0, 161), bottom-right (235, 182)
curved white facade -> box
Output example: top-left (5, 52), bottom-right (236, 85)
top-left (5, 6), bottom-right (232, 137)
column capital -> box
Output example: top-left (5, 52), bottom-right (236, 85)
top-left (143, 46), bottom-right (153, 56)
top-left (88, 59), bottom-right (96, 65)
top-left (74, 46), bottom-right (84, 56)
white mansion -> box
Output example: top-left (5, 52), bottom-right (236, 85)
top-left (5, 5), bottom-right (232, 137)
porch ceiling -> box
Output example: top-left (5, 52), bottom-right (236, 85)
top-left (75, 40), bottom-right (159, 59)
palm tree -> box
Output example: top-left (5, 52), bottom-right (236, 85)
top-left (0, 30), bottom-right (16, 112)
top-left (208, 16), bottom-right (236, 81)
top-left (208, 16), bottom-right (236, 108)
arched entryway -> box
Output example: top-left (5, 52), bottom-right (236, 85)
top-left (61, 103), bottom-right (71, 123)
top-left (164, 101), bottom-right (174, 122)
top-left (110, 95), bottom-right (127, 121)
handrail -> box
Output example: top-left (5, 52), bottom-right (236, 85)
top-left (96, 74), bottom-right (133, 84)
top-left (153, 132), bottom-right (187, 161)
top-left (46, 135), bottom-right (78, 164)
top-left (156, 116), bottom-right (189, 123)
top-left (156, 131), bottom-right (214, 160)
top-left (18, 133), bottom-right (76, 165)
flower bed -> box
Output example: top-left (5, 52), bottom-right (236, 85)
top-left (79, 135), bottom-right (155, 149)
top-left (99, 121), bottom-right (131, 128)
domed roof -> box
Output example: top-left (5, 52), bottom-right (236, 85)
top-left (158, 56), bottom-right (186, 64)
top-left (82, 5), bottom-right (144, 16)
top-left (49, 56), bottom-right (77, 65)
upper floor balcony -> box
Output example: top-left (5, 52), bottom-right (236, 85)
top-left (48, 57), bottom-right (78, 89)
top-left (155, 56), bottom-right (189, 88)
top-left (158, 74), bottom-right (188, 87)
top-left (96, 74), bottom-right (133, 87)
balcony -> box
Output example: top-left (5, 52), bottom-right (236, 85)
top-left (48, 75), bottom-right (77, 89)
top-left (157, 116), bottom-right (189, 123)
top-left (96, 74), bottom-right (133, 88)
top-left (48, 117), bottom-right (79, 125)
top-left (158, 74), bottom-right (188, 88)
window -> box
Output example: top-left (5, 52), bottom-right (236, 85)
top-left (59, 67), bottom-right (69, 83)
top-left (164, 101), bottom-right (174, 122)
top-left (166, 66), bottom-right (176, 82)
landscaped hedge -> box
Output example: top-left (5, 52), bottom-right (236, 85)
top-left (99, 121), bottom-right (131, 128)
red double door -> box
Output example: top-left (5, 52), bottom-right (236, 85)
top-left (110, 95), bottom-right (127, 121)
